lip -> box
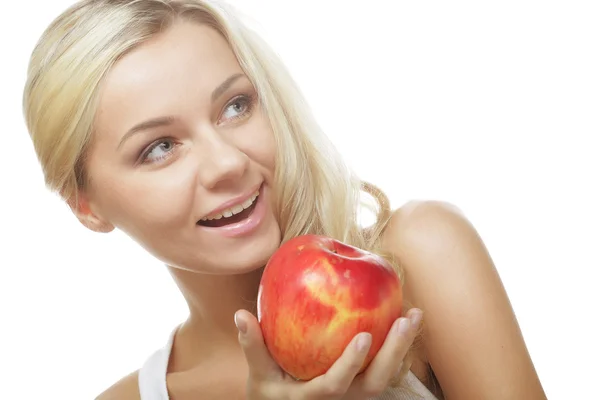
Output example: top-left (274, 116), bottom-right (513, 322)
top-left (200, 182), bottom-right (263, 220)
top-left (197, 183), bottom-right (267, 238)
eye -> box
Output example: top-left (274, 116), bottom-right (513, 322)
top-left (141, 139), bottom-right (177, 164)
top-left (219, 94), bottom-right (254, 124)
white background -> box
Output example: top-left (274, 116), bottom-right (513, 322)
top-left (1, 1), bottom-right (599, 399)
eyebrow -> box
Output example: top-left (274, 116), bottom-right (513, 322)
top-left (211, 73), bottom-right (245, 103)
top-left (117, 72), bottom-right (246, 149)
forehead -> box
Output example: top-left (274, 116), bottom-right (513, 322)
top-left (94, 21), bottom-right (243, 139)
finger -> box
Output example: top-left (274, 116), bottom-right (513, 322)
top-left (302, 332), bottom-right (372, 398)
top-left (352, 309), bottom-right (423, 397)
top-left (235, 309), bottom-right (282, 381)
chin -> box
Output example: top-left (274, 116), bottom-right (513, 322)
top-left (163, 222), bottom-right (281, 275)
top-left (191, 182), bottom-right (283, 275)
top-left (156, 182), bottom-right (284, 275)
top-left (212, 221), bottom-right (282, 275)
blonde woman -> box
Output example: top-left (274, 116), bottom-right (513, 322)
top-left (23, 1), bottom-right (546, 399)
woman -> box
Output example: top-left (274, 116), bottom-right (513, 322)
top-left (22, 0), bottom-right (547, 399)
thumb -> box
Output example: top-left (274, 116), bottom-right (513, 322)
top-left (235, 309), bottom-right (282, 381)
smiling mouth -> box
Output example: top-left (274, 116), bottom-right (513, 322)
top-left (197, 191), bottom-right (260, 228)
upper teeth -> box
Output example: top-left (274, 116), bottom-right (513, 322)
top-left (201, 191), bottom-right (259, 221)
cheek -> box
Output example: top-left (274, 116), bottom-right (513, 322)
top-left (238, 116), bottom-right (277, 171)
top-left (254, 135), bottom-right (276, 171)
top-left (90, 162), bottom-right (198, 230)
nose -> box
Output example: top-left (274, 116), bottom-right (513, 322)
top-left (197, 134), bottom-right (249, 189)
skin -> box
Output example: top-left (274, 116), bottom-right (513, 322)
top-left (73, 21), bottom-right (547, 400)
top-left (82, 20), bottom-right (282, 356)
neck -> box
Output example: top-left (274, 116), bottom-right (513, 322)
top-left (165, 266), bottom-right (264, 372)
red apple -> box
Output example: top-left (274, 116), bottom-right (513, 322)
top-left (257, 234), bottom-right (403, 381)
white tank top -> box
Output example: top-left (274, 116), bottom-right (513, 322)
top-left (138, 326), bottom-right (439, 400)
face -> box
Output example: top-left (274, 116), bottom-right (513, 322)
top-left (81, 21), bottom-right (281, 274)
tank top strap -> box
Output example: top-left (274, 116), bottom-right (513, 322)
top-left (138, 327), bottom-right (178, 400)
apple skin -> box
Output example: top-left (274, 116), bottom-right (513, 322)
top-left (257, 234), bottom-right (403, 381)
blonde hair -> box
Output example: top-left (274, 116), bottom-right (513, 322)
top-left (23, 0), bottom-right (420, 389)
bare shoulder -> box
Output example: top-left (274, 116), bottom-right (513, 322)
top-left (382, 200), bottom-right (499, 301)
top-left (95, 370), bottom-right (141, 400)
top-left (382, 199), bottom-right (469, 250)
top-left (382, 200), bottom-right (547, 400)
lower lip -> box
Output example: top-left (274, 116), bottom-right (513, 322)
top-left (198, 184), bottom-right (268, 238)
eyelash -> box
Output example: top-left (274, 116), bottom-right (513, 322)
top-left (138, 93), bottom-right (256, 164)
top-left (218, 93), bottom-right (256, 125)
top-left (139, 138), bottom-right (178, 164)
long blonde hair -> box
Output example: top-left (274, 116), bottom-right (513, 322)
top-left (23, 0), bottom-right (417, 388)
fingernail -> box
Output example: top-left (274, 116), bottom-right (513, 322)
top-left (395, 318), bottom-right (411, 335)
top-left (410, 310), bottom-right (423, 328)
top-left (234, 312), bottom-right (247, 334)
top-left (355, 332), bottom-right (372, 352)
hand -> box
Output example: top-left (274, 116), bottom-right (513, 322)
top-left (234, 308), bottom-right (423, 400)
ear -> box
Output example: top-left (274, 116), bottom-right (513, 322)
top-left (66, 192), bottom-right (114, 233)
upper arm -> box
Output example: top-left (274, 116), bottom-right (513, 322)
top-left (95, 370), bottom-right (141, 400)
top-left (382, 201), bottom-right (547, 400)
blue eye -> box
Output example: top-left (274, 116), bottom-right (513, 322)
top-left (220, 95), bottom-right (254, 123)
top-left (141, 139), bottom-right (176, 164)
